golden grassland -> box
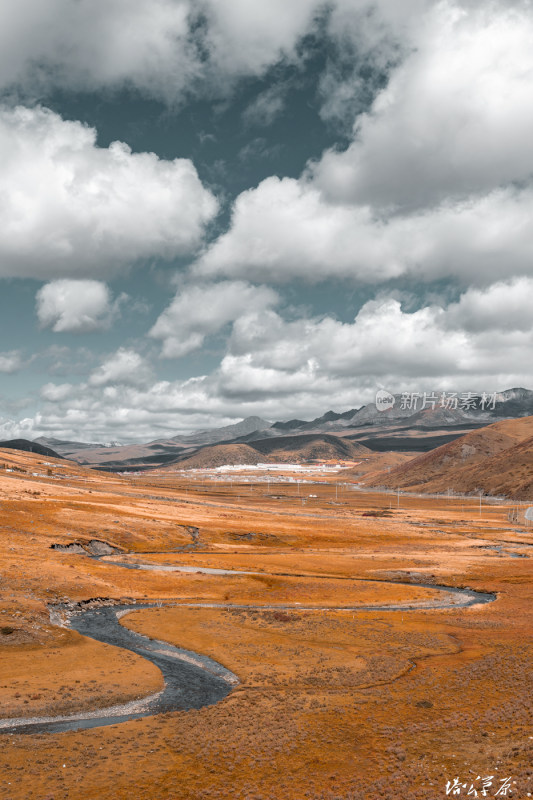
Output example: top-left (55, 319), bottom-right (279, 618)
top-left (0, 447), bottom-right (532, 799)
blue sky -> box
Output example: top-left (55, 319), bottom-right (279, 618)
top-left (0, 0), bottom-right (531, 443)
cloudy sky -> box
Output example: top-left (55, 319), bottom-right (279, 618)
top-left (0, 0), bottom-right (531, 443)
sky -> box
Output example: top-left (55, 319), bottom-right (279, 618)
top-left (0, 0), bottom-right (532, 444)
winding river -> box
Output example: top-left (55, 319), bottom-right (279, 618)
top-left (0, 558), bottom-right (495, 735)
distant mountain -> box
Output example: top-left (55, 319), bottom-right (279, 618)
top-left (270, 409), bottom-right (360, 433)
top-left (308, 408), bottom-right (360, 426)
top-left (0, 439), bottom-right (62, 459)
top-left (470, 434), bottom-right (533, 499)
top-left (33, 436), bottom-right (104, 457)
top-left (365, 416), bottom-right (533, 499)
top-left (262, 390), bottom-right (533, 435)
top-left (177, 416), bottom-right (272, 446)
top-left (233, 428), bottom-right (280, 443)
top-left (490, 388), bottom-right (533, 418)
top-left (64, 441), bottom-right (189, 468)
top-left (403, 406), bottom-right (471, 427)
top-left (271, 419), bottom-right (308, 431)
top-left (344, 388), bottom-right (533, 428)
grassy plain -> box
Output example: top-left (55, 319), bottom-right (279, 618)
top-left (0, 449), bottom-right (531, 799)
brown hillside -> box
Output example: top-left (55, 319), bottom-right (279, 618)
top-left (365, 416), bottom-right (533, 499)
top-left (447, 434), bottom-right (533, 499)
top-left (171, 444), bottom-right (274, 469)
top-left (249, 433), bottom-right (371, 462)
top-left (171, 434), bottom-right (370, 469)
top-left (0, 446), bottom-right (113, 482)
top-left (342, 451), bottom-right (417, 478)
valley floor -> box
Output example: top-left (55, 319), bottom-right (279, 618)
top-left (0, 451), bottom-right (531, 799)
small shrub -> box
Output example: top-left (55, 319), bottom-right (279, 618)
top-left (271, 611), bottom-right (291, 623)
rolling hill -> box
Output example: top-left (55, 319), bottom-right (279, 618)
top-left (168, 444), bottom-right (274, 469)
top-left (343, 451), bottom-right (417, 478)
top-left (169, 434), bottom-right (370, 470)
top-left (0, 439), bottom-right (62, 459)
top-left (364, 416), bottom-right (533, 499)
top-left (247, 433), bottom-right (370, 462)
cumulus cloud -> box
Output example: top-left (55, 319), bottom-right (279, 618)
top-left (150, 281), bottom-right (279, 357)
top-left (202, 0), bottom-right (321, 80)
top-left (89, 348), bottom-right (153, 387)
top-left (0, 105), bottom-right (218, 280)
top-left (36, 280), bottom-right (121, 333)
top-left (194, 1), bottom-right (533, 288)
top-left (0, 0), bottom-right (199, 101)
top-left (0, 0), bottom-right (327, 102)
top-left (224, 289), bottom-right (533, 394)
top-left (194, 177), bottom-right (392, 283)
top-left (0, 416), bottom-right (37, 440)
top-left (316, 0), bottom-right (425, 126)
top-left (0, 0), bottom-right (451, 109)
top-left (446, 278), bottom-right (533, 333)
top-left (312, 2), bottom-right (533, 209)
top-left (40, 382), bottom-right (74, 402)
top-left (194, 177), bottom-right (533, 286)
top-left (227, 303), bottom-right (462, 382)
top-left (0, 351), bottom-right (24, 373)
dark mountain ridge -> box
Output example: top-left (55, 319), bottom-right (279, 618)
top-left (0, 439), bottom-right (62, 459)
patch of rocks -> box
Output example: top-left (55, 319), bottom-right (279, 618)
top-left (50, 539), bottom-right (123, 556)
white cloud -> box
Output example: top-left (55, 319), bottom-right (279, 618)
top-left (40, 382), bottom-right (74, 402)
top-left (202, 0), bottom-right (321, 81)
top-left (222, 292), bottom-right (533, 398)
top-left (228, 302), bottom-right (464, 381)
top-left (312, 2), bottom-right (533, 209)
top-left (194, 177), bottom-right (395, 283)
top-left (195, 1), bottom-right (533, 288)
top-left (195, 177), bottom-right (533, 286)
top-left (446, 278), bottom-right (533, 333)
top-left (0, 0), bottom-right (326, 102)
top-left (150, 281), bottom-right (279, 357)
top-left (0, 0), bottom-right (198, 101)
top-left (316, 0), bottom-right (425, 126)
top-left (0, 416), bottom-right (37, 441)
top-left (0, 351), bottom-right (24, 373)
top-left (36, 280), bottom-right (119, 333)
top-left (2, 0), bottom-right (520, 126)
top-left (89, 348), bottom-right (152, 387)
top-left (0, 105), bottom-right (218, 280)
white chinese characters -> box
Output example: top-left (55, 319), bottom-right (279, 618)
top-left (445, 776), bottom-right (513, 797)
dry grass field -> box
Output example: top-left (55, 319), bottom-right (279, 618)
top-left (0, 447), bottom-right (532, 799)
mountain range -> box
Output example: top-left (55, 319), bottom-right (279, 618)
top-left (31, 387), bottom-right (533, 471)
